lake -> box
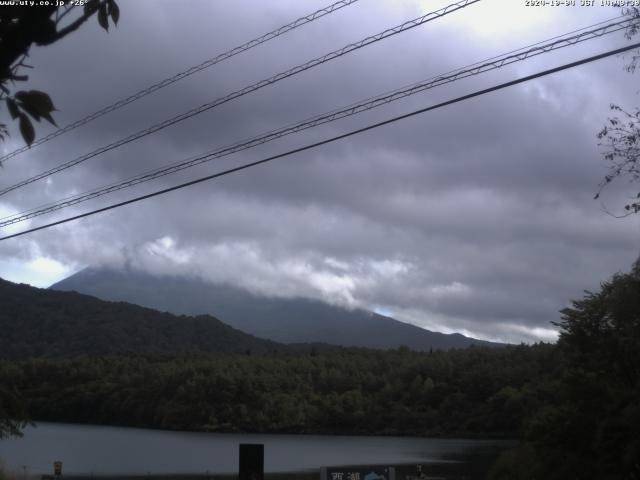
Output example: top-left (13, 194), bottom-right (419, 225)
top-left (0, 423), bottom-right (508, 477)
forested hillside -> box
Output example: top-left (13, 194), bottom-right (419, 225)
top-left (0, 345), bottom-right (558, 437)
top-left (2, 260), bottom-right (640, 479)
top-left (490, 261), bottom-right (640, 480)
top-left (0, 278), bottom-right (282, 358)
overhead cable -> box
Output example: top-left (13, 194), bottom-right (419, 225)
top-left (0, 16), bottom-right (632, 227)
top-left (2, 41), bottom-right (638, 242)
top-left (0, 0), bottom-right (480, 197)
top-left (0, 0), bottom-right (360, 163)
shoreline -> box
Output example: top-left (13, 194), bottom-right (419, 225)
top-left (3, 462), bottom-right (494, 480)
top-left (1, 424), bottom-right (509, 480)
top-left (16, 421), bottom-right (518, 442)
top-left (2, 458), bottom-right (502, 480)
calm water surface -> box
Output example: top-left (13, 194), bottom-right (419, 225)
top-left (0, 423), bottom-right (507, 475)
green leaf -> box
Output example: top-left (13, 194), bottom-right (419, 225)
top-left (108, 0), bottom-right (120, 25)
top-left (18, 113), bottom-right (35, 146)
top-left (98, 3), bottom-right (109, 31)
top-left (14, 90), bottom-right (57, 125)
top-left (84, 0), bottom-right (99, 15)
top-left (6, 98), bottom-right (20, 120)
top-left (41, 112), bottom-right (57, 127)
top-left (17, 101), bottom-right (41, 122)
top-left (24, 90), bottom-right (55, 113)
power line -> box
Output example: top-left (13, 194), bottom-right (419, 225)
top-left (0, 0), bottom-right (480, 197)
top-left (0, 16), bottom-right (632, 228)
top-left (2, 41), bottom-right (638, 242)
top-left (0, 16), bottom-right (630, 225)
top-left (0, 0), bottom-right (360, 164)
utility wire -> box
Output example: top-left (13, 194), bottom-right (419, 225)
top-left (2, 41), bottom-right (639, 242)
top-left (0, 0), bottom-right (360, 163)
top-left (0, 16), bottom-right (629, 225)
top-left (0, 0), bottom-right (479, 197)
top-left (0, 16), bottom-right (632, 227)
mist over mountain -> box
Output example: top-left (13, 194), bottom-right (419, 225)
top-left (51, 267), bottom-right (502, 350)
top-left (0, 277), bottom-right (283, 359)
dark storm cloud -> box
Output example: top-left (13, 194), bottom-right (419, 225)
top-left (1, 0), bottom-right (639, 342)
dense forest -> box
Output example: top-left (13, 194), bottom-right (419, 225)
top-left (0, 344), bottom-right (558, 437)
top-left (1, 261), bottom-right (639, 479)
top-left (490, 261), bottom-right (640, 480)
top-left (0, 278), bottom-right (285, 358)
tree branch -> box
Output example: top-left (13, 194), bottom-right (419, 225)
top-left (40, 1), bottom-right (108, 46)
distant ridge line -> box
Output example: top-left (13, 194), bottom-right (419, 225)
top-left (50, 267), bottom-right (505, 351)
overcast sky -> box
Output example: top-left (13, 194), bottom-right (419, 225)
top-left (1, 0), bottom-right (640, 343)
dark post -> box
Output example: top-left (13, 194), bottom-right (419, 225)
top-left (53, 461), bottom-right (62, 479)
top-left (239, 444), bottom-right (264, 480)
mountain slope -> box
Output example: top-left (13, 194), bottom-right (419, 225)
top-left (0, 277), bottom-right (282, 359)
top-left (51, 267), bottom-right (501, 350)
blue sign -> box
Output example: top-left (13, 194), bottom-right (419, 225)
top-left (321, 466), bottom-right (395, 480)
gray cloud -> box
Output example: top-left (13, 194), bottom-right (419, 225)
top-left (1, 0), bottom-right (639, 342)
